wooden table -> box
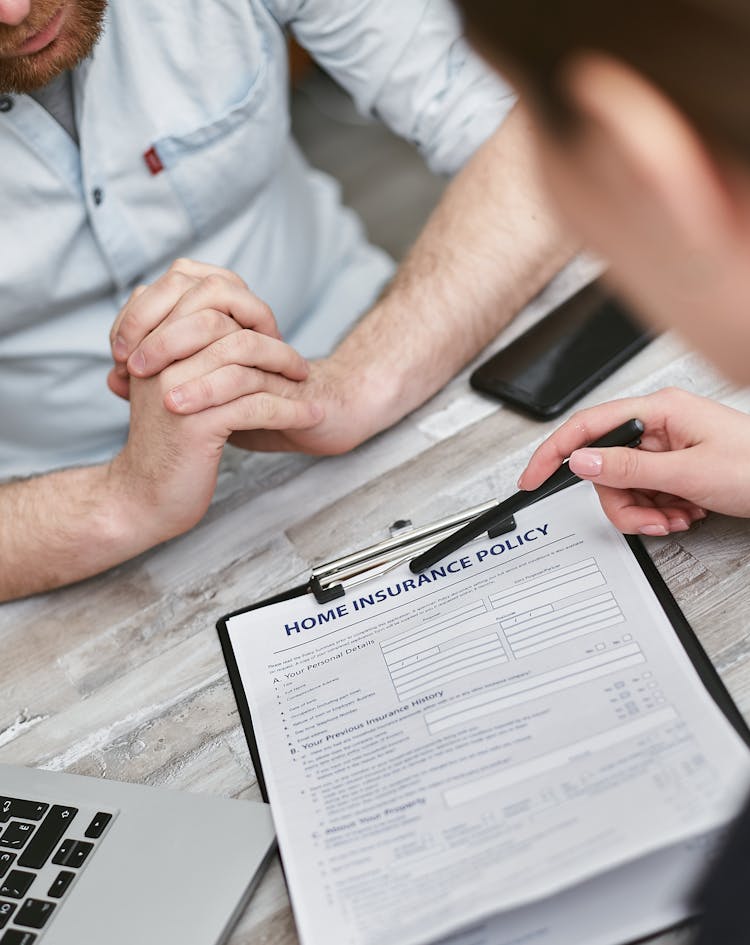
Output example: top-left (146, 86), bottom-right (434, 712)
top-left (1, 258), bottom-right (747, 945)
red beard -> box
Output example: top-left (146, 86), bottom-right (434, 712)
top-left (0, 0), bottom-right (107, 94)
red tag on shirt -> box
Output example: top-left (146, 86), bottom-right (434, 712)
top-left (143, 146), bottom-right (164, 176)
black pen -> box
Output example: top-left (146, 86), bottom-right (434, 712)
top-left (409, 418), bottom-right (644, 574)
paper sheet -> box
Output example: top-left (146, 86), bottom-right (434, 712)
top-left (437, 830), bottom-right (721, 945)
top-left (226, 483), bottom-right (750, 945)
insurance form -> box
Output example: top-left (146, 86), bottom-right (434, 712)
top-left (225, 483), bottom-right (750, 945)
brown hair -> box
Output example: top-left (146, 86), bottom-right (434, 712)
top-left (457, 1), bottom-right (750, 161)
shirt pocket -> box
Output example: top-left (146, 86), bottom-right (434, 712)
top-left (152, 21), bottom-right (289, 238)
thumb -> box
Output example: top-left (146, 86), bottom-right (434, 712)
top-left (569, 446), bottom-right (690, 494)
top-left (107, 367), bottom-right (131, 401)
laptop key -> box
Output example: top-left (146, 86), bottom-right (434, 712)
top-left (0, 801), bottom-right (47, 825)
top-left (47, 871), bottom-right (74, 899)
top-left (0, 825), bottom-right (34, 851)
top-left (0, 856), bottom-right (15, 879)
top-left (0, 901), bottom-right (16, 929)
top-left (14, 899), bottom-right (56, 930)
top-left (17, 806), bottom-right (77, 870)
top-left (84, 812), bottom-right (112, 839)
top-left (52, 840), bottom-right (92, 869)
top-left (0, 930), bottom-right (36, 944)
top-left (0, 872), bottom-right (34, 900)
top-left (67, 841), bottom-right (92, 869)
top-left (50, 839), bottom-right (73, 867)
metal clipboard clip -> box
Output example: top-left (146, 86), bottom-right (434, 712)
top-left (307, 418), bottom-right (646, 605)
top-left (309, 501), bottom-right (517, 604)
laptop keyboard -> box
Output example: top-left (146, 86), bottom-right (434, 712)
top-left (0, 795), bottom-right (116, 943)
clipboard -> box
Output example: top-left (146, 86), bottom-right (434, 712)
top-left (217, 492), bottom-right (750, 803)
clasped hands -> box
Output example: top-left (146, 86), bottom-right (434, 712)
top-left (108, 257), bottom-right (323, 432)
top-left (104, 258), bottom-right (350, 547)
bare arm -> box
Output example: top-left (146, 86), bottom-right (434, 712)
top-left (110, 107), bottom-right (577, 455)
top-left (0, 267), bottom-right (320, 602)
top-left (0, 349), bottom-right (320, 603)
top-left (229, 105), bottom-right (578, 453)
top-left (333, 106), bottom-right (574, 432)
top-left (0, 464), bottom-right (141, 601)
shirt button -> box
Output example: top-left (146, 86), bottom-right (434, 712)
top-left (92, 187), bottom-right (104, 206)
top-left (0, 97), bottom-right (13, 113)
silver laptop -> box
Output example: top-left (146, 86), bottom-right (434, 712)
top-left (0, 763), bottom-right (275, 944)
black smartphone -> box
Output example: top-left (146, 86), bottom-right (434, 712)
top-left (470, 280), bottom-right (653, 420)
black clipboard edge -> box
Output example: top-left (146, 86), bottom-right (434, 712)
top-left (624, 535), bottom-right (750, 748)
top-left (217, 582), bottom-right (309, 803)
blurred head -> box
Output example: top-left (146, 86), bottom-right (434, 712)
top-left (457, 1), bottom-right (750, 384)
top-left (0, 0), bottom-right (106, 93)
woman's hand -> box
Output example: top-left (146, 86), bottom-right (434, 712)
top-left (518, 388), bottom-right (750, 535)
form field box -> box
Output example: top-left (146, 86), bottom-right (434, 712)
top-left (505, 593), bottom-right (616, 640)
top-left (381, 601), bottom-right (508, 700)
top-left (425, 643), bottom-right (644, 733)
top-left (501, 605), bottom-right (553, 629)
top-left (397, 652), bottom-right (509, 701)
top-left (382, 601), bottom-right (489, 664)
top-left (389, 634), bottom-right (507, 701)
top-left (490, 559), bottom-right (605, 617)
top-left (507, 592), bottom-right (625, 657)
top-left (515, 615), bottom-right (625, 657)
top-left (390, 633), bottom-right (500, 683)
top-left (444, 706), bottom-right (677, 807)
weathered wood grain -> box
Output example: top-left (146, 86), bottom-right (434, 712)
top-left (2, 92), bottom-right (748, 945)
top-left (1, 297), bottom-right (747, 944)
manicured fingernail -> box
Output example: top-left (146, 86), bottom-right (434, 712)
top-left (168, 387), bottom-right (187, 409)
top-left (570, 448), bottom-right (603, 477)
top-left (129, 350), bottom-right (146, 375)
top-left (667, 517), bottom-right (690, 532)
top-left (640, 524), bottom-right (669, 536)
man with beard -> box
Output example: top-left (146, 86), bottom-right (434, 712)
top-left (0, 0), bottom-right (571, 600)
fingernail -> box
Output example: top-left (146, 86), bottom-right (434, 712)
top-left (115, 363), bottom-right (128, 378)
top-left (168, 387), bottom-right (187, 409)
top-left (570, 448), bottom-right (603, 477)
top-left (667, 517), bottom-right (690, 532)
top-left (129, 350), bottom-right (146, 375)
top-left (113, 335), bottom-right (128, 360)
top-left (695, 508), bottom-right (708, 519)
top-left (640, 524), bottom-right (669, 537)
top-left (516, 475), bottom-right (525, 490)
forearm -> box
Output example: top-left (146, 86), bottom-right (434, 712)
top-left (0, 463), bottom-right (142, 602)
top-left (330, 104), bottom-right (577, 442)
top-left (169, 106), bottom-right (578, 459)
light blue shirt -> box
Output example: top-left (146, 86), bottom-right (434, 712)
top-left (0, 0), bottom-right (513, 479)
